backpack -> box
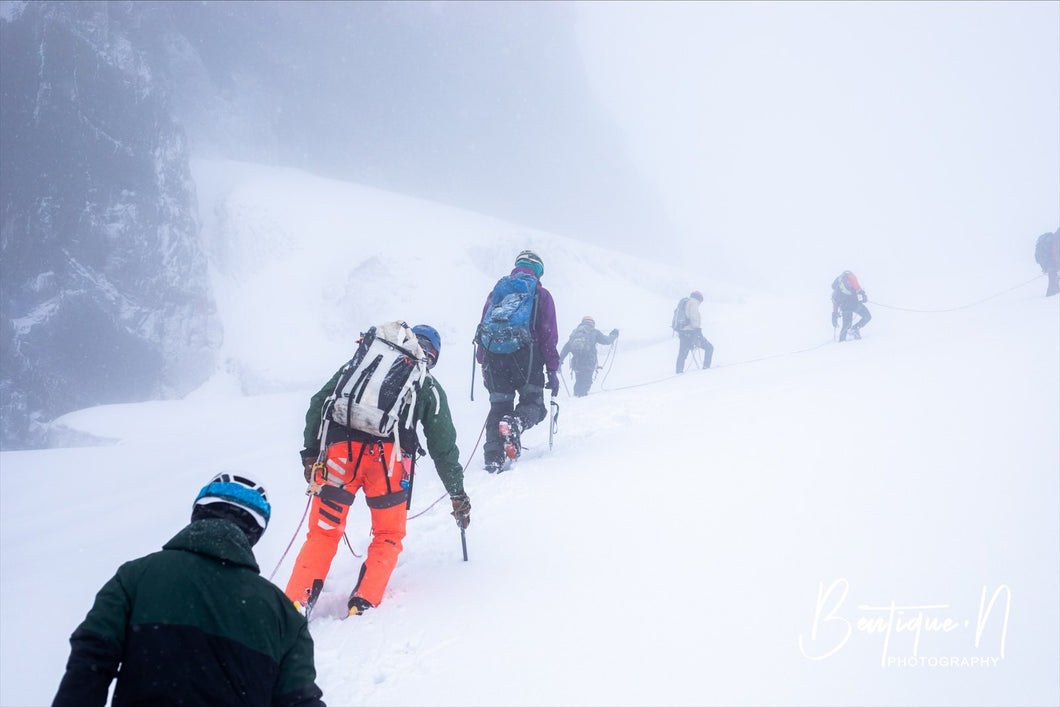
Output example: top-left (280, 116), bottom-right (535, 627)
top-left (671, 297), bottom-right (690, 332)
top-left (1036, 231), bottom-right (1058, 268)
top-left (476, 272), bottom-right (539, 354)
top-left (832, 271), bottom-right (858, 296)
top-left (567, 322), bottom-right (596, 357)
top-left (326, 321), bottom-right (428, 439)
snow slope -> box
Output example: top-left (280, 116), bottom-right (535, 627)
top-left (2, 162), bottom-right (1057, 706)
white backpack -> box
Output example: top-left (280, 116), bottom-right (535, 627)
top-left (327, 321), bottom-right (428, 441)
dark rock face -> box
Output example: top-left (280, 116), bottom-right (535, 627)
top-left (1, 2), bottom-right (220, 449)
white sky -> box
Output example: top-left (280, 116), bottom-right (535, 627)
top-left (577, 1), bottom-right (1060, 294)
top-left (1, 161), bottom-right (1057, 706)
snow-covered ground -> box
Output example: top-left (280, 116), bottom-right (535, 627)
top-left (2, 162), bottom-right (1057, 706)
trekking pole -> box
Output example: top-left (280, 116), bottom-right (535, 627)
top-left (560, 366), bottom-right (571, 397)
top-left (460, 527), bottom-right (468, 561)
top-left (548, 395), bottom-right (559, 451)
top-left (470, 345), bottom-right (477, 401)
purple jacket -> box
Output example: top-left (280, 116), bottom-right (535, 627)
top-left (478, 266), bottom-right (560, 371)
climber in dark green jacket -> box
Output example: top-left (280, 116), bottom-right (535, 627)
top-left (286, 323), bottom-right (470, 616)
top-left (53, 474), bottom-right (325, 707)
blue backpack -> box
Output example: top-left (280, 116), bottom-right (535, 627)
top-left (477, 272), bottom-right (539, 354)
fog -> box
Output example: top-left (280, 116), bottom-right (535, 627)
top-left (577, 1), bottom-right (1060, 294)
top-left (156, 0), bottom-right (674, 255)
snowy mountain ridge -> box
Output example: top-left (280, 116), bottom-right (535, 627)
top-left (1, 163), bottom-right (1057, 707)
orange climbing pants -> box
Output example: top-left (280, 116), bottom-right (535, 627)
top-left (284, 439), bottom-right (408, 608)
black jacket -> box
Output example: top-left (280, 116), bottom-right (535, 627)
top-left (53, 518), bottom-right (325, 707)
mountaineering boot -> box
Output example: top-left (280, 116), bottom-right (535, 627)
top-left (484, 460), bottom-right (506, 474)
top-left (294, 579), bottom-right (324, 618)
top-left (849, 327), bottom-right (862, 340)
top-left (499, 414), bottom-right (523, 460)
top-left (347, 594), bottom-right (374, 618)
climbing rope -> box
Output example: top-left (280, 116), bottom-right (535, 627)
top-left (596, 340), bottom-right (618, 388)
top-left (599, 336), bottom-right (833, 394)
top-left (269, 417), bottom-right (488, 579)
top-left (600, 274), bottom-right (1046, 394)
top-left (870, 275), bottom-right (1044, 313)
top-left (267, 496), bottom-right (312, 582)
top-left (408, 417), bottom-right (487, 520)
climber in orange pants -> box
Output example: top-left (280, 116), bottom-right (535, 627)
top-left (285, 324), bottom-right (471, 617)
top-left (285, 439), bottom-right (407, 609)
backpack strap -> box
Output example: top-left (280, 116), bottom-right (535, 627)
top-left (530, 278), bottom-right (540, 344)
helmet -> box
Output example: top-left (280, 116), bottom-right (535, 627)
top-left (192, 473), bottom-right (271, 546)
top-left (690, 290), bottom-right (704, 302)
top-left (412, 324), bottom-right (441, 368)
top-left (514, 250), bottom-right (544, 278)
top-left (581, 315), bottom-right (595, 325)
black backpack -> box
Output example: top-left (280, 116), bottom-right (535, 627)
top-left (1036, 231), bottom-right (1058, 268)
top-left (567, 322), bottom-right (596, 356)
top-left (671, 297), bottom-right (690, 332)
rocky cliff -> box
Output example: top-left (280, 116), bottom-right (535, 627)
top-left (1, 2), bottom-right (219, 449)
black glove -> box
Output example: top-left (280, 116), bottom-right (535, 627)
top-left (450, 493), bottom-right (471, 529)
top-left (302, 457), bottom-right (315, 483)
top-left (858, 291), bottom-right (868, 303)
top-left (610, 328), bottom-right (619, 338)
top-left (831, 312), bottom-right (839, 327)
top-left (546, 369), bottom-right (560, 396)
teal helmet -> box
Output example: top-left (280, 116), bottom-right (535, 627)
top-left (514, 250), bottom-right (544, 278)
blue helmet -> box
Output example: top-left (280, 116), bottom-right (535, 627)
top-left (412, 324), bottom-right (441, 368)
top-left (192, 472), bottom-right (271, 546)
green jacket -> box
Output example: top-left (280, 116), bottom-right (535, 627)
top-left (302, 370), bottom-right (465, 497)
top-left (53, 519), bottom-right (324, 707)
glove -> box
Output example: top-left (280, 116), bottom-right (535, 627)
top-left (831, 312), bottom-right (839, 327)
top-left (302, 456), bottom-right (314, 483)
top-left (546, 369), bottom-right (560, 396)
top-left (450, 493), bottom-right (471, 529)
top-left (610, 328), bottom-right (619, 338)
top-left (858, 291), bottom-right (868, 303)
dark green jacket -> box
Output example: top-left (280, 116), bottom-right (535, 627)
top-left (303, 370), bottom-right (465, 497)
top-left (53, 519), bottom-right (325, 707)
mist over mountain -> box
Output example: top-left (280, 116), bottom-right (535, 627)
top-left (159, 1), bottom-right (670, 247)
top-left (0, 1), bottom-right (670, 449)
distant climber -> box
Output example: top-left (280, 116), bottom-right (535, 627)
top-left (831, 270), bottom-right (872, 342)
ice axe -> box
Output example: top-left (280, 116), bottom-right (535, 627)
top-left (548, 394), bottom-right (560, 451)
